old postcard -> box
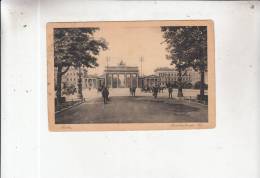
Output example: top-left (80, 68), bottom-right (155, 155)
top-left (47, 20), bottom-right (215, 131)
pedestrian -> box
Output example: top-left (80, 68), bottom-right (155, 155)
top-left (102, 86), bottom-right (109, 104)
top-left (106, 87), bottom-right (109, 101)
top-left (132, 86), bottom-right (136, 96)
top-left (153, 85), bottom-right (159, 99)
top-left (129, 87), bottom-right (132, 96)
top-left (160, 86), bottom-right (163, 93)
top-left (168, 85), bottom-right (173, 99)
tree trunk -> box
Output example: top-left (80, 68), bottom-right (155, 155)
top-left (199, 70), bottom-right (205, 100)
top-left (56, 65), bottom-right (62, 111)
top-left (77, 66), bottom-right (83, 100)
top-left (177, 69), bottom-right (183, 97)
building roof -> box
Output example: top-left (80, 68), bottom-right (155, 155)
top-left (154, 67), bottom-right (175, 72)
top-left (104, 61), bottom-right (139, 73)
top-left (143, 74), bottom-right (159, 79)
top-left (86, 74), bottom-right (105, 79)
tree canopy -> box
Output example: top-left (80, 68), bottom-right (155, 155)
top-left (54, 28), bottom-right (108, 109)
top-left (161, 26), bottom-right (208, 97)
top-left (161, 26), bottom-right (207, 72)
top-left (54, 28), bottom-right (108, 69)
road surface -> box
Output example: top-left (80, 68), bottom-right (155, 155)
top-left (56, 93), bottom-right (208, 124)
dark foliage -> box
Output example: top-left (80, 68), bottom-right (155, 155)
top-left (161, 26), bottom-right (207, 98)
top-left (54, 28), bottom-right (108, 110)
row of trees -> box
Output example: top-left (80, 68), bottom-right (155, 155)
top-left (167, 81), bottom-right (208, 89)
top-left (54, 28), bottom-right (108, 110)
top-left (161, 26), bottom-right (207, 100)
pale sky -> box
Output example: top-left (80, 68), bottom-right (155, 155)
top-left (88, 25), bottom-right (172, 75)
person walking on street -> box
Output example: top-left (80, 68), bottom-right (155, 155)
top-left (132, 86), bottom-right (136, 96)
top-left (153, 85), bottom-right (159, 99)
top-left (168, 85), bottom-right (173, 99)
top-left (129, 87), bottom-right (132, 96)
top-left (101, 86), bottom-right (109, 104)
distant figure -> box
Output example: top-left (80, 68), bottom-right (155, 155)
top-left (106, 87), bottom-right (109, 101)
top-left (159, 86), bottom-right (163, 93)
top-left (168, 85), bottom-right (173, 99)
top-left (132, 86), bottom-right (136, 96)
top-left (129, 87), bottom-right (136, 96)
top-left (129, 87), bottom-right (132, 96)
top-left (152, 86), bottom-right (159, 99)
top-left (101, 86), bottom-right (109, 104)
top-left (97, 87), bottom-right (101, 92)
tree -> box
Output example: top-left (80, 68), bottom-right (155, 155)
top-left (161, 26), bottom-right (193, 97)
top-left (194, 81), bottom-right (208, 90)
top-left (54, 28), bottom-right (108, 110)
top-left (161, 26), bottom-right (207, 99)
top-left (183, 27), bottom-right (207, 99)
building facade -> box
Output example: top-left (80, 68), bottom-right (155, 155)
top-left (104, 61), bottom-right (139, 88)
top-left (187, 69), bottom-right (208, 84)
top-left (154, 67), bottom-right (208, 87)
top-left (141, 75), bottom-right (160, 88)
top-left (54, 66), bottom-right (88, 92)
top-left (54, 63), bottom-right (208, 92)
top-left (85, 74), bottom-right (105, 89)
top-left (154, 67), bottom-right (179, 87)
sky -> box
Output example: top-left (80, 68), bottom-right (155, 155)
top-left (88, 25), bottom-right (173, 75)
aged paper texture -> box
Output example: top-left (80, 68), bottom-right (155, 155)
top-left (47, 20), bottom-right (215, 131)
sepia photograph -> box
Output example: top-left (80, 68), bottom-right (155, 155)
top-left (47, 20), bottom-right (215, 131)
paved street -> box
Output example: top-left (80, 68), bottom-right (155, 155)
top-left (56, 88), bottom-right (208, 124)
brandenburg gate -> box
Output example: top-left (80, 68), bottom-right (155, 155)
top-left (104, 61), bottom-right (139, 88)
